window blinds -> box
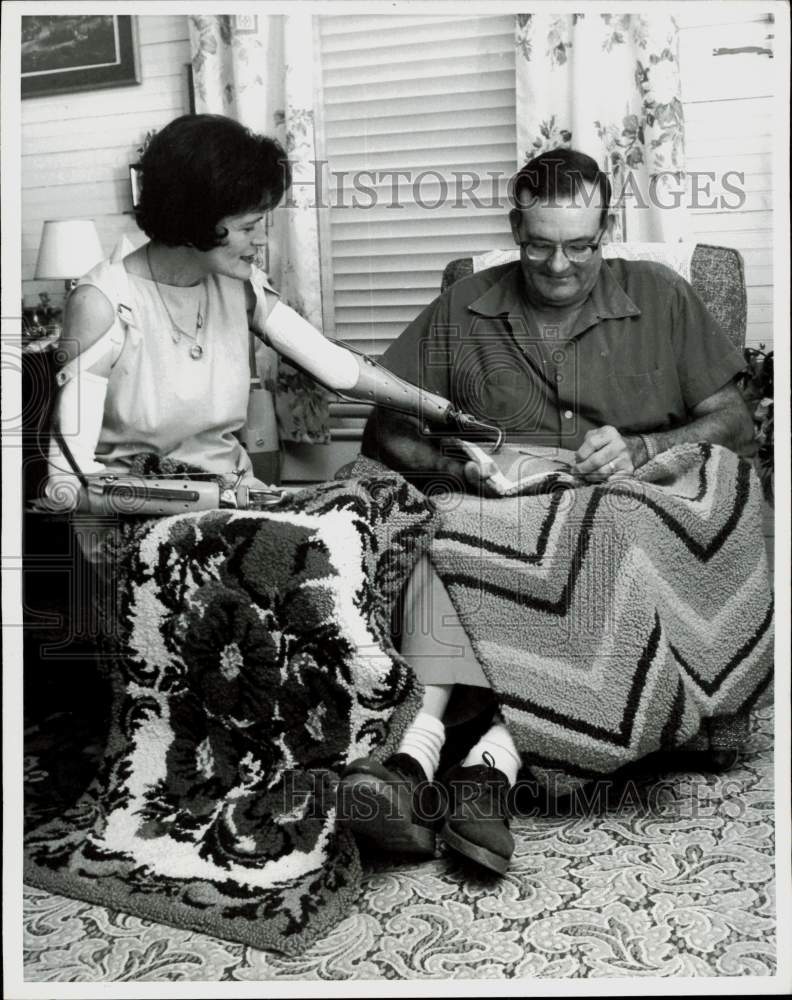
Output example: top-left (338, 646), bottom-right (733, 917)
top-left (318, 14), bottom-right (517, 357)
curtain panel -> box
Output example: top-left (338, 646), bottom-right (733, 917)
top-left (189, 13), bottom-right (330, 449)
top-left (515, 13), bottom-right (689, 243)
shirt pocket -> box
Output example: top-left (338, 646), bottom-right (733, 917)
top-left (477, 368), bottom-right (550, 431)
top-left (602, 367), bottom-right (674, 432)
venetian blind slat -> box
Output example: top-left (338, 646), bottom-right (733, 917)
top-left (319, 13), bottom-right (517, 349)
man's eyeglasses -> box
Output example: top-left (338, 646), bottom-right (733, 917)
top-left (518, 228), bottom-right (606, 264)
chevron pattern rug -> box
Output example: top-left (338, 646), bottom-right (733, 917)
top-left (430, 444), bottom-right (774, 791)
top-left (23, 472), bottom-right (436, 956)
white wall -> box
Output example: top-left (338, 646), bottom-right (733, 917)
top-left (21, 15), bottom-right (191, 309)
top-left (678, 9), bottom-right (776, 351)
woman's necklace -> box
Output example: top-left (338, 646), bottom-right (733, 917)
top-left (146, 243), bottom-right (207, 360)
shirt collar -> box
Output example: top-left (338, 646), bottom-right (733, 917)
top-left (468, 259), bottom-right (641, 335)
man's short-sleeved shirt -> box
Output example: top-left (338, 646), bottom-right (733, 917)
top-left (380, 258), bottom-right (746, 450)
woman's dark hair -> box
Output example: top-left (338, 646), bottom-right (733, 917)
top-left (511, 148), bottom-right (611, 228)
top-left (135, 114), bottom-right (292, 250)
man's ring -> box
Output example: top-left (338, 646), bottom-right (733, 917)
top-left (605, 461), bottom-right (614, 474)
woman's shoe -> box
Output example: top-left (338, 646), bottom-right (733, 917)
top-left (336, 752), bottom-right (441, 857)
top-left (439, 753), bottom-right (514, 875)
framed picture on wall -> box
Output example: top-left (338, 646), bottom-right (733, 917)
top-left (21, 15), bottom-right (139, 99)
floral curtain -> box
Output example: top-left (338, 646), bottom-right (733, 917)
top-left (515, 13), bottom-right (689, 243)
top-left (189, 13), bottom-right (330, 452)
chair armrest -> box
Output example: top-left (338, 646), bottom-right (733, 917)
top-left (441, 258), bottom-right (474, 293)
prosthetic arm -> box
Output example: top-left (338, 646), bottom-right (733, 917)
top-left (261, 301), bottom-right (503, 444)
top-left (43, 303), bottom-right (502, 515)
top-left (45, 329), bottom-right (116, 511)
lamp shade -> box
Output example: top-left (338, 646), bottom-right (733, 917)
top-left (35, 219), bottom-right (104, 280)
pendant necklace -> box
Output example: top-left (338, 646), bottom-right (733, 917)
top-left (146, 243), bottom-right (207, 360)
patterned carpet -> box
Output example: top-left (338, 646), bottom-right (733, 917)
top-left (23, 704), bottom-right (776, 982)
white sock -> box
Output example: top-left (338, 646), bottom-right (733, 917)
top-left (463, 722), bottom-right (521, 785)
top-left (396, 711), bottom-right (446, 781)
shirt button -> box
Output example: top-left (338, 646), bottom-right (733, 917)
top-left (563, 410), bottom-right (573, 420)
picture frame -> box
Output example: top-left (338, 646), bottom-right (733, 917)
top-left (21, 15), bottom-right (139, 99)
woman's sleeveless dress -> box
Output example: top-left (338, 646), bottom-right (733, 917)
top-left (76, 254), bottom-right (276, 481)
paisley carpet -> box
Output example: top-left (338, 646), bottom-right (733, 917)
top-left (23, 705), bottom-right (775, 981)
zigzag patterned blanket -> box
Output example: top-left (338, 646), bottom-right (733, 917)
top-left (24, 473), bottom-right (436, 955)
top-left (430, 443), bottom-right (774, 792)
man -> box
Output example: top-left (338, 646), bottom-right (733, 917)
top-left (338, 148), bottom-right (753, 877)
top-left (363, 147), bottom-right (752, 488)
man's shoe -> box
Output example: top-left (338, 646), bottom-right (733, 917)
top-left (664, 747), bottom-right (740, 774)
top-left (440, 752), bottom-right (514, 875)
top-left (336, 752), bottom-right (441, 857)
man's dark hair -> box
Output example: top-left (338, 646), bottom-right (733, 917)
top-left (135, 114), bottom-right (292, 251)
top-left (511, 148), bottom-right (611, 228)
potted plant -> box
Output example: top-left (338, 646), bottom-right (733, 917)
top-left (736, 345), bottom-right (774, 504)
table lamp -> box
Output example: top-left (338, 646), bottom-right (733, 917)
top-left (34, 219), bottom-right (104, 294)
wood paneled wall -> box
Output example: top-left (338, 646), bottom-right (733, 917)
top-left (21, 16), bottom-right (191, 309)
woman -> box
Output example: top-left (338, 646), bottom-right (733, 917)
top-left (42, 113), bottom-right (519, 889)
top-left (48, 113), bottom-right (319, 511)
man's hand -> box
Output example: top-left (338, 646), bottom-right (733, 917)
top-left (573, 383), bottom-right (754, 482)
top-left (574, 426), bottom-right (646, 480)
